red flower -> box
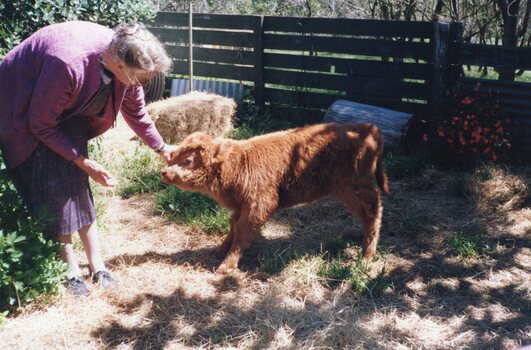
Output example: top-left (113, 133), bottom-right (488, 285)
top-left (422, 133), bottom-right (429, 142)
top-left (461, 97), bottom-right (474, 105)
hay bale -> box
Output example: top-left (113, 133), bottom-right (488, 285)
top-left (147, 91), bottom-right (236, 144)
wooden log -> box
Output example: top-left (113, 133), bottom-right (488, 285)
top-left (323, 99), bottom-right (413, 149)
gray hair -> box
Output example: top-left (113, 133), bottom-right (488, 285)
top-left (108, 22), bottom-right (172, 74)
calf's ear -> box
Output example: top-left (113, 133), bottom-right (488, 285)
top-left (213, 141), bottom-right (231, 162)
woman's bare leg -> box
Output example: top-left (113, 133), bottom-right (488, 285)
top-left (57, 234), bottom-right (82, 279)
top-left (78, 222), bottom-right (106, 274)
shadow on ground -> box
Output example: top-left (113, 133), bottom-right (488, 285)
top-left (95, 174), bottom-right (530, 349)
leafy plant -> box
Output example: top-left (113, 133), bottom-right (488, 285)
top-left (234, 94), bottom-right (294, 137)
top-left (0, 156), bottom-right (66, 313)
top-left (424, 82), bottom-right (511, 164)
top-left (0, 0), bottom-right (156, 58)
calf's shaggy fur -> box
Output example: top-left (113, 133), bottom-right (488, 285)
top-left (161, 123), bottom-right (389, 274)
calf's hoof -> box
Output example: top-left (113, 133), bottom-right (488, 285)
top-left (362, 249), bottom-right (376, 260)
top-left (215, 262), bottom-right (237, 275)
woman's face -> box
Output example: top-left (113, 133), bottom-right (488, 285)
top-left (102, 52), bottom-right (155, 87)
top-left (116, 65), bottom-right (155, 87)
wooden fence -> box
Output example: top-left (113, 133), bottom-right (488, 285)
top-left (145, 12), bottom-right (531, 157)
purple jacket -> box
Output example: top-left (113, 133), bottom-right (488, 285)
top-left (0, 21), bottom-right (164, 168)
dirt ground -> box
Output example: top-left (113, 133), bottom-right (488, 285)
top-left (0, 120), bottom-right (529, 350)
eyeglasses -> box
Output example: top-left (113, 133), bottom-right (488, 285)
top-left (123, 68), bottom-right (155, 87)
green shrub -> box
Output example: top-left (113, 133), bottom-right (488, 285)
top-left (0, 0), bottom-right (156, 58)
top-left (235, 94), bottom-right (295, 136)
top-left (423, 82), bottom-right (511, 165)
top-left (0, 157), bottom-right (66, 313)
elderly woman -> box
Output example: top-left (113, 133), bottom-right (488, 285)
top-left (0, 21), bottom-right (173, 296)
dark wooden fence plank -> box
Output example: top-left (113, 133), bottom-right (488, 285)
top-left (264, 87), bottom-right (428, 117)
top-left (165, 46), bottom-right (255, 65)
top-left (264, 53), bottom-right (432, 80)
top-left (265, 105), bottom-right (326, 124)
top-left (457, 43), bottom-right (531, 69)
top-left (263, 16), bottom-right (434, 38)
top-left (150, 27), bottom-right (256, 47)
top-left (263, 88), bottom-right (341, 109)
top-left (264, 34), bottom-right (432, 60)
top-left (147, 11), bottom-right (257, 30)
top-left (264, 69), bottom-right (431, 100)
top-left (172, 61), bottom-right (255, 81)
top-left (461, 78), bottom-right (531, 97)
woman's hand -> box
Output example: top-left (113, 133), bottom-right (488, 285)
top-left (73, 155), bottom-right (118, 187)
top-left (157, 144), bottom-right (178, 164)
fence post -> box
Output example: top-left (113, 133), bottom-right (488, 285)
top-left (253, 16), bottom-right (264, 107)
top-left (431, 21), bottom-right (450, 130)
top-left (188, 4), bottom-right (194, 92)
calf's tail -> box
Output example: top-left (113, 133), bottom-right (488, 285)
top-left (376, 155), bottom-right (389, 194)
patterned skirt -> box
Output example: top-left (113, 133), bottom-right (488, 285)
top-left (7, 116), bottom-right (96, 238)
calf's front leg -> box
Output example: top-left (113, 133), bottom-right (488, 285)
top-left (214, 210), bottom-right (240, 258)
top-left (216, 203), bottom-right (275, 274)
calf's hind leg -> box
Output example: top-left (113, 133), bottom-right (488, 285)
top-left (335, 186), bottom-right (383, 259)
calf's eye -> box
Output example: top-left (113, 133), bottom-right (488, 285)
top-left (180, 157), bottom-right (193, 166)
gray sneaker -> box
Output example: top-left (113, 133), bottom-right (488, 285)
top-left (92, 270), bottom-right (115, 289)
top-left (65, 276), bottom-right (89, 297)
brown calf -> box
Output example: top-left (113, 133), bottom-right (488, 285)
top-left (161, 123), bottom-right (388, 274)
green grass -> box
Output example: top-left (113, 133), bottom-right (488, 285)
top-left (446, 171), bottom-right (470, 197)
top-left (448, 231), bottom-right (492, 258)
top-left (155, 186), bottom-right (230, 234)
top-left (258, 248), bottom-right (304, 275)
top-left (115, 147), bottom-right (166, 198)
top-left (384, 151), bottom-right (436, 180)
top-left (317, 252), bottom-right (390, 296)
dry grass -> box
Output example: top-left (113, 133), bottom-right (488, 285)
top-left (147, 91), bottom-right (236, 145)
top-left (1, 120), bottom-right (529, 350)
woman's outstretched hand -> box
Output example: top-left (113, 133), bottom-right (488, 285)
top-left (158, 144), bottom-right (178, 164)
top-left (73, 155), bottom-right (118, 187)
